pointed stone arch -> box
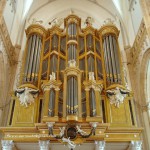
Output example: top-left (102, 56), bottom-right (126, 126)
top-left (140, 48), bottom-right (150, 105)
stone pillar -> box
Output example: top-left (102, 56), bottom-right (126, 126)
top-left (131, 141), bottom-right (142, 150)
top-left (0, 0), bottom-right (6, 21)
top-left (140, 0), bottom-right (150, 39)
top-left (39, 141), bottom-right (50, 150)
top-left (1, 140), bottom-right (14, 150)
top-left (142, 110), bottom-right (150, 149)
top-left (95, 141), bottom-right (105, 150)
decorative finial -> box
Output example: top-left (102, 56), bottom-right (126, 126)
top-left (103, 18), bottom-right (114, 25)
top-left (31, 18), bottom-right (43, 24)
top-left (89, 72), bottom-right (95, 81)
top-left (70, 9), bottom-right (74, 14)
top-left (48, 18), bottom-right (63, 27)
top-left (49, 72), bottom-right (56, 80)
top-left (106, 87), bottom-right (130, 108)
top-left (68, 60), bottom-right (76, 67)
top-left (15, 87), bottom-right (39, 107)
top-left (85, 16), bottom-right (94, 26)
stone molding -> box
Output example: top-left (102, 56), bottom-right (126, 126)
top-left (130, 20), bottom-right (148, 66)
top-left (0, 0), bottom-right (6, 20)
top-left (7, 0), bottom-right (17, 13)
top-left (0, 17), bottom-right (16, 65)
top-left (129, 0), bottom-right (137, 11)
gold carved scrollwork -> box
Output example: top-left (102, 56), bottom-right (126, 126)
top-left (64, 14), bottom-right (81, 27)
top-left (99, 25), bottom-right (119, 38)
top-left (41, 80), bottom-right (62, 91)
top-left (26, 24), bottom-right (47, 38)
top-left (83, 80), bottom-right (103, 92)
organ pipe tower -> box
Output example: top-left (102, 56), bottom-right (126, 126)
top-left (0, 15), bottom-right (142, 148)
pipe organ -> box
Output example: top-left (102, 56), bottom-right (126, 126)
top-left (99, 26), bottom-right (121, 86)
top-left (0, 15), bottom-right (142, 148)
top-left (23, 25), bottom-right (46, 84)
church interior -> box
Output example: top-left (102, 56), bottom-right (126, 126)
top-left (0, 0), bottom-right (150, 150)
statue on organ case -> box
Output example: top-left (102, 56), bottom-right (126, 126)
top-left (106, 87), bottom-right (130, 108)
top-left (15, 87), bottom-right (39, 107)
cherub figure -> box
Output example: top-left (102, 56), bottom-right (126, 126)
top-left (76, 125), bottom-right (87, 135)
top-left (50, 72), bottom-right (56, 80)
top-left (62, 137), bottom-right (76, 149)
top-left (59, 127), bottom-right (65, 137)
top-left (106, 87), bottom-right (129, 108)
top-left (16, 87), bottom-right (39, 107)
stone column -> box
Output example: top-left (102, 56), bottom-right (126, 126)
top-left (142, 110), bottom-right (150, 149)
top-left (140, 0), bottom-right (150, 39)
top-left (95, 141), bottom-right (105, 150)
top-left (39, 141), bottom-right (50, 150)
top-left (131, 141), bottom-right (142, 150)
top-left (1, 140), bottom-right (14, 150)
top-left (0, 0), bottom-right (6, 21)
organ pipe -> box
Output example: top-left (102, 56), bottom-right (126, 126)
top-left (68, 44), bottom-right (77, 61)
top-left (48, 89), bottom-right (55, 116)
top-left (99, 24), bottom-right (122, 86)
top-left (23, 15), bottom-right (124, 122)
top-left (11, 16), bottom-right (139, 144)
top-left (67, 77), bottom-right (78, 114)
top-left (109, 35), bottom-right (117, 82)
top-left (23, 24), bottom-right (46, 85)
top-left (112, 37), bottom-right (121, 83)
top-left (106, 36), bottom-right (113, 83)
top-left (68, 23), bottom-right (77, 40)
top-left (24, 36), bottom-right (32, 82)
top-left (103, 38), bottom-right (109, 82)
top-left (35, 37), bottom-right (42, 81)
top-left (89, 88), bottom-right (96, 117)
top-left (31, 36), bottom-right (39, 81)
top-left (27, 35), bottom-right (36, 81)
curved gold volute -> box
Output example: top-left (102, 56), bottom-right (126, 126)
top-left (48, 26), bottom-right (63, 35)
top-left (64, 14), bottom-right (81, 27)
top-left (82, 25), bottom-right (96, 35)
top-left (26, 24), bottom-right (47, 38)
top-left (98, 25), bottom-right (120, 38)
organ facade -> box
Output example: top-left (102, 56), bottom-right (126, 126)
top-left (0, 15), bottom-right (142, 150)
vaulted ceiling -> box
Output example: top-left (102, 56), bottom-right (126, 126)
top-left (26, 0), bottom-right (123, 28)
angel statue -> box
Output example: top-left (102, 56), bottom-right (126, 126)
top-left (59, 127), bottom-right (66, 137)
top-left (15, 87), bottom-right (39, 107)
top-left (85, 16), bottom-right (94, 26)
top-left (62, 137), bottom-right (76, 149)
top-left (68, 59), bottom-right (76, 67)
top-left (50, 72), bottom-right (56, 80)
top-left (106, 87), bottom-right (129, 108)
top-left (89, 72), bottom-right (95, 81)
top-left (76, 125), bottom-right (87, 135)
top-left (49, 18), bottom-right (63, 27)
